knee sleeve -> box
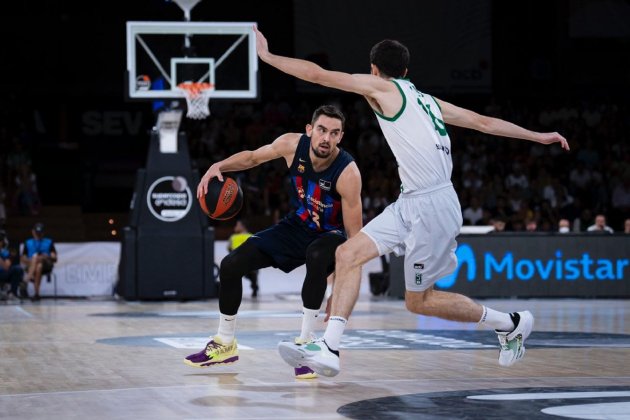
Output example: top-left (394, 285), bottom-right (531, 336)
top-left (302, 234), bottom-right (346, 310)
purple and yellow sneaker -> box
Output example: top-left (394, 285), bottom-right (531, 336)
top-left (294, 365), bottom-right (318, 379)
top-left (184, 336), bottom-right (239, 368)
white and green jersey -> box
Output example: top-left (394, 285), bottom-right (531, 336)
top-left (373, 79), bottom-right (453, 194)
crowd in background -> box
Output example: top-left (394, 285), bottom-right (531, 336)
top-left (0, 125), bottom-right (42, 228)
top-left (1, 96), bottom-right (628, 234)
top-left (184, 96), bottom-right (630, 233)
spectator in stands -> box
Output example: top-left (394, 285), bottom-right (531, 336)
top-left (5, 138), bottom-right (32, 183)
top-left (576, 138), bottom-right (600, 168)
top-left (525, 219), bottom-right (538, 232)
top-left (493, 196), bottom-right (513, 223)
top-left (462, 169), bottom-right (483, 191)
top-left (505, 164), bottom-right (529, 190)
top-left (587, 214), bottom-right (614, 234)
top-left (21, 223), bottom-right (57, 301)
top-left (488, 216), bottom-right (507, 234)
top-left (240, 168), bottom-right (266, 215)
top-left (511, 219), bottom-right (525, 232)
top-left (539, 200), bottom-right (559, 230)
top-left (569, 161), bottom-right (592, 199)
top-left (0, 184), bottom-right (6, 228)
top-left (624, 219), bottom-right (630, 234)
top-left (611, 177), bottom-right (630, 224)
top-left (227, 220), bottom-right (259, 298)
top-left (543, 178), bottom-right (573, 210)
top-left (364, 187), bottom-right (389, 214)
top-left (558, 218), bottom-right (571, 233)
top-left (0, 230), bottom-right (23, 302)
top-left (13, 163), bottom-right (41, 216)
top-left (463, 197), bottom-right (484, 226)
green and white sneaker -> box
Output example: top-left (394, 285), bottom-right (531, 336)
top-left (278, 337), bottom-right (340, 377)
top-left (278, 338), bottom-right (340, 376)
top-left (497, 311), bottom-right (534, 367)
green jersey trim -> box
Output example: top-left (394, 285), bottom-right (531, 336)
top-left (373, 80), bottom-right (406, 122)
top-left (431, 95), bottom-right (442, 112)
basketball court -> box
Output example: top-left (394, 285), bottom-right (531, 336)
top-left (1, 296), bottom-right (630, 419)
top-left (2, 1), bottom-right (629, 419)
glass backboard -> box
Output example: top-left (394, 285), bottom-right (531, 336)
top-left (126, 21), bottom-right (258, 100)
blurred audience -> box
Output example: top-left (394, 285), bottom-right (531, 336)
top-left (525, 219), bottom-right (538, 232)
top-left (0, 229), bottom-right (24, 303)
top-left (0, 184), bottom-right (6, 228)
top-left (13, 163), bottom-right (41, 216)
top-left (558, 218), bottom-right (571, 233)
top-left (463, 197), bottom-right (484, 226)
top-left (587, 214), bottom-right (614, 234)
top-left (1, 96), bottom-right (628, 235)
top-left (488, 217), bottom-right (507, 234)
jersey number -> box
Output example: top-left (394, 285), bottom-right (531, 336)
top-left (411, 86), bottom-right (447, 136)
top-left (308, 209), bottom-right (321, 229)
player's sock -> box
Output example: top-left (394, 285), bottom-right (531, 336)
top-left (299, 307), bottom-right (319, 341)
top-left (217, 313), bottom-right (237, 344)
top-left (322, 316), bottom-right (347, 351)
top-left (478, 306), bottom-right (515, 331)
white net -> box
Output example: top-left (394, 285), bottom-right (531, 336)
top-left (177, 82), bottom-right (214, 119)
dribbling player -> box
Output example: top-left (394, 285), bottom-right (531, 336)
top-left (184, 105), bottom-right (363, 379)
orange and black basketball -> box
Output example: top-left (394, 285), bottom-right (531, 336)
top-left (199, 177), bottom-right (243, 220)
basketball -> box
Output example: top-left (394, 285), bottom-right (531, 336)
top-left (198, 176), bottom-right (243, 220)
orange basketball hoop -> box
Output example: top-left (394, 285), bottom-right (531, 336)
top-left (177, 82), bottom-right (215, 119)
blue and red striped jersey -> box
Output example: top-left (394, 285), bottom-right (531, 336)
top-left (288, 134), bottom-right (354, 233)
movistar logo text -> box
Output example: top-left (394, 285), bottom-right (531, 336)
top-left (436, 244), bottom-right (629, 289)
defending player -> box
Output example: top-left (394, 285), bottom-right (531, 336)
top-left (254, 27), bottom-right (569, 376)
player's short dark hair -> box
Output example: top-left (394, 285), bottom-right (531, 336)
top-left (370, 39), bottom-right (410, 79)
top-left (311, 105), bottom-right (345, 130)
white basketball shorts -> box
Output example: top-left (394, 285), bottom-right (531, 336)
top-left (361, 182), bottom-right (463, 292)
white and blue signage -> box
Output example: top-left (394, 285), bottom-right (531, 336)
top-left (434, 235), bottom-right (630, 297)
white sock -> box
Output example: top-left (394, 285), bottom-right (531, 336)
top-left (217, 313), bottom-right (237, 344)
top-left (300, 307), bottom-right (319, 341)
top-left (323, 316), bottom-right (347, 350)
top-left (478, 306), bottom-right (514, 331)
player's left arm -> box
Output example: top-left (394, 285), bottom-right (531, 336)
top-left (336, 162), bottom-right (363, 238)
top-left (435, 98), bottom-right (570, 151)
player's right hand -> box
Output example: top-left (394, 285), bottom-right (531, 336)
top-left (537, 132), bottom-right (570, 151)
top-left (197, 164), bottom-right (223, 199)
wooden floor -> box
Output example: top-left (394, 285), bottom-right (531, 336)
top-left (1, 295), bottom-right (630, 419)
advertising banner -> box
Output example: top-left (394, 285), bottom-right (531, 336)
top-left (433, 235), bottom-right (630, 297)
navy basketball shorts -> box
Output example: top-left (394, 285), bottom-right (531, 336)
top-left (248, 217), bottom-right (346, 273)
